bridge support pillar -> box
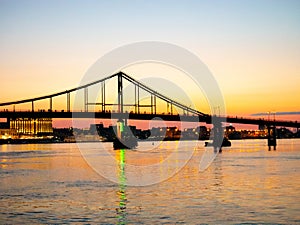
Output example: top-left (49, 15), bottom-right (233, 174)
top-left (101, 81), bottom-right (105, 112)
top-left (50, 97), bottom-right (52, 111)
top-left (118, 73), bottom-right (123, 114)
top-left (67, 93), bottom-right (70, 112)
top-left (212, 119), bottom-right (224, 153)
top-left (84, 88), bottom-right (88, 112)
top-left (137, 84), bottom-right (140, 114)
top-left (117, 119), bottom-right (124, 140)
top-left (267, 125), bottom-right (277, 151)
top-left (207, 116), bottom-right (227, 153)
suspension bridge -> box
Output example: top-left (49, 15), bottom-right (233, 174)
top-left (0, 71), bottom-right (299, 127)
top-left (0, 72), bottom-right (300, 150)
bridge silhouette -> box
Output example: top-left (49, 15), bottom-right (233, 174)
top-left (0, 71), bottom-right (299, 129)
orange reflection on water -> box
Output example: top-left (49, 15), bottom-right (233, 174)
top-left (0, 158), bottom-right (8, 168)
top-left (113, 141), bottom-right (180, 166)
top-left (0, 144), bottom-right (8, 168)
top-left (0, 140), bottom-right (299, 224)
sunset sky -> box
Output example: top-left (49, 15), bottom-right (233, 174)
top-left (0, 0), bottom-right (299, 128)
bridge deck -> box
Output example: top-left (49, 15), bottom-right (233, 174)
top-left (0, 111), bottom-right (299, 128)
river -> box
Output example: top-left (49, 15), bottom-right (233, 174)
top-left (0, 139), bottom-right (299, 224)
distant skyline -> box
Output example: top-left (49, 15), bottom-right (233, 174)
top-left (1, 0), bottom-right (299, 126)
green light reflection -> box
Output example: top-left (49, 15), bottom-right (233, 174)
top-left (116, 149), bottom-right (127, 225)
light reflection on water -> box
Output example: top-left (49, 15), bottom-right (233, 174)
top-left (0, 139), bottom-right (299, 224)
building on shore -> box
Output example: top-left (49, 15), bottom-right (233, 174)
top-left (9, 118), bottom-right (53, 135)
top-left (0, 118), bottom-right (53, 140)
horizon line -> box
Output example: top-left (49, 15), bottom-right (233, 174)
top-left (251, 111), bottom-right (300, 116)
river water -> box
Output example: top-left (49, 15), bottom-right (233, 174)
top-left (0, 139), bottom-right (299, 224)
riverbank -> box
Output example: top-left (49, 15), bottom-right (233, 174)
top-left (1, 136), bottom-right (300, 145)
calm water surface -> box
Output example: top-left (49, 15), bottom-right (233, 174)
top-left (0, 139), bottom-right (299, 224)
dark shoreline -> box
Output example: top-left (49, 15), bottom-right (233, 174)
top-left (0, 137), bottom-right (299, 145)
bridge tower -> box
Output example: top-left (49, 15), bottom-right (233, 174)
top-left (114, 73), bottom-right (137, 149)
top-left (117, 72), bottom-right (124, 140)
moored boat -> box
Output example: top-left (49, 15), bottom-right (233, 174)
top-left (113, 136), bottom-right (138, 150)
top-left (205, 137), bottom-right (231, 148)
